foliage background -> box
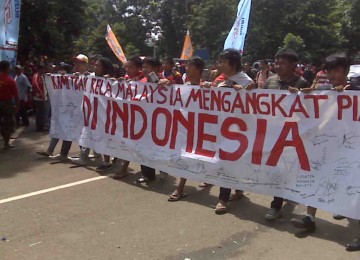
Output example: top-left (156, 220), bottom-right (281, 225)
top-left (18, 0), bottom-right (360, 64)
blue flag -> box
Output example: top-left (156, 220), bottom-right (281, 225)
top-left (224, 0), bottom-right (252, 53)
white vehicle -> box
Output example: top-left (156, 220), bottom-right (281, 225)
top-left (348, 65), bottom-right (360, 85)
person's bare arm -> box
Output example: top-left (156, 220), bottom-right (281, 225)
top-left (288, 86), bottom-right (299, 93)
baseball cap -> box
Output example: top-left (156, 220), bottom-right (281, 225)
top-left (73, 54), bottom-right (89, 64)
top-left (15, 65), bottom-right (22, 70)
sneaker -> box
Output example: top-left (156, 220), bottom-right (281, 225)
top-left (290, 216), bottom-right (316, 231)
top-left (95, 164), bottom-right (113, 172)
top-left (159, 171), bottom-right (168, 180)
top-left (136, 176), bottom-right (155, 183)
top-left (112, 158), bottom-right (124, 168)
top-left (265, 208), bottom-right (281, 221)
top-left (333, 214), bottom-right (346, 220)
top-left (346, 239), bottom-right (360, 252)
top-left (50, 154), bottom-right (69, 162)
top-left (94, 156), bottom-right (103, 166)
top-left (70, 154), bottom-right (92, 166)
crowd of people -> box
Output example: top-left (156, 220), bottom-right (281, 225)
top-left (0, 47), bottom-right (359, 251)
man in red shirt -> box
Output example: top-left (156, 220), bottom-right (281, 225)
top-left (168, 56), bottom-right (205, 201)
top-left (140, 57), bottom-right (162, 83)
top-left (124, 56), bottom-right (144, 81)
top-left (0, 61), bottom-right (19, 149)
top-left (32, 63), bottom-right (49, 131)
top-left (109, 56), bottom-right (144, 177)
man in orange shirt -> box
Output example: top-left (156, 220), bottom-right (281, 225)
top-left (140, 57), bottom-right (162, 83)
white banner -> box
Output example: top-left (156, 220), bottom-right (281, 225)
top-left (45, 74), bottom-right (360, 219)
top-left (0, 0), bottom-right (21, 64)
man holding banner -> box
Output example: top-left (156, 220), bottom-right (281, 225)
top-left (289, 53), bottom-right (360, 250)
top-left (212, 49), bottom-right (254, 214)
top-left (263, 48), bottom-right (310, 220)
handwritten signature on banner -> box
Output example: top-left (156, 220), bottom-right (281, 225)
top-left (44, 74), bottom-right (360, 219)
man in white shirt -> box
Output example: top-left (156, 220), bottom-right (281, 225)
top-left (14, 65), bottom-right (31, 126)
top-left (216, 49), bottom-right (253, 89)
top-left (211, 49), bottom-right (254, 214)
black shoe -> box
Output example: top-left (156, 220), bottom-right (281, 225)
top-left (95, 164), bottom-right (113, 172)
top-left (37, 151), bottom-right (52, 157)
top-left (333, 214), bottom-right (346, 220)
top-left (136, 176), bottom-right (155, 183)
top-left (346, 239), bottom-right (360, 252)
top-left (290, 216), bottom-right (316, 232)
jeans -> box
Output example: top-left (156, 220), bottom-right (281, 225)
top-left (81, 146), bottom-right (90, 156)
top-left (44, 99), bottom-right (51, 129)
top-left (35, 100), bottom-right (46, 130)
top-left (270, 197), bottom-right (284, 210)
top-left (141, 165), bottom-right (156, 180)
top-left (219, 187), bottom-right (231, 202)
top-left (47, 137), bottom-right (72, 156)
top-left (16, 101), bottom-right (29, 126)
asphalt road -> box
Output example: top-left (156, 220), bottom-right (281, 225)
top-left (0, 124), bottom-right (359, 260)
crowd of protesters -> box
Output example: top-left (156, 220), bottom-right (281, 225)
top-left (1, 48), bottom-right (360, 251)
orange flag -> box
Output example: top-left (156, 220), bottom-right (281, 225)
top-left (180, 30), bottom-right (194, 60)
top-left (105, 25), bottom-right (127, 63)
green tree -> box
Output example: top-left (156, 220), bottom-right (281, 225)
top-left (17, 0), bottom-right (360, 64)
top-left (189, 0), bottom-right (237, 60)
top-left (245, 0), bottom-right (344, 63)
top-left (283, 33), bottom-right (310, 60)
top-left (283, 33), bottom-right (304, 51)
top-left (18, 0), bottom-right (86, 61)
top-left (341, 0), bottom-right (360, 57)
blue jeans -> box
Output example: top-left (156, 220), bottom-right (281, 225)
top-left (219, 188), bottom-right (231, 202)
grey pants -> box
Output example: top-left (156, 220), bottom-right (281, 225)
top-left (48, 138), bottom-right (72, 156)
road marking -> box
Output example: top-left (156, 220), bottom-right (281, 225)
top-left (29, 242), bottom-right (43, 247)
top-left (0, 176), bottom-right (108, 205)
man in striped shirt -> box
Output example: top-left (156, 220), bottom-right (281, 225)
top-left (312, 64), bottom-right (328, 87)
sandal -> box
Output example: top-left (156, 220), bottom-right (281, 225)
top-left (333, 214), bottom-right (346, 220)
top-left (346, 239), bottom-right (360, 251)
top-left (168, 192), bottom-right (187, 202)
top-left (199, 183), bottom-right (213, 188)
top-left (215, 202), bottom-right (229, 215)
